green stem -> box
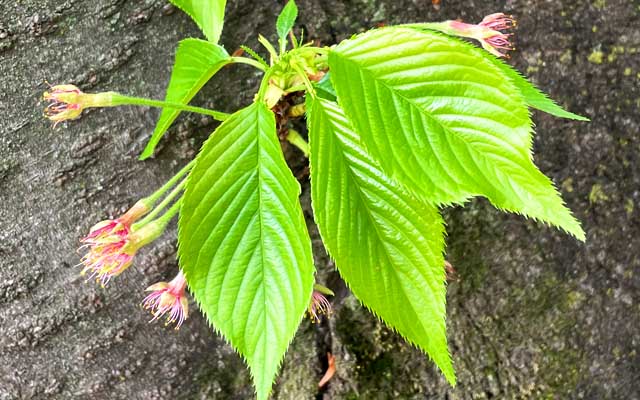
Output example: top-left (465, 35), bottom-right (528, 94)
top-left (279, 38), bottom-right (287, 57)
top-left (110, 93), bottom-right (229, 121)
top-left (155, 198), bottom-right (183, 227)
top-left (291, 62), bottom-right (316, 97)
top-left (284, 84), bottom-right (307, 94)
top-left (400, 22), bottom-right (447, 31)
top-left (231, 56), bottom-right (268, 72)
top-left (257, 68), bottom-right (276, 102)
top-left (134, 178), bottom-right (186, 231)
top-left (286, 129), bottom-right (310, 157)
top-left (142, 160), bottom-right (194, 207)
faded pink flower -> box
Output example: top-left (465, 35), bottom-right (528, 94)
top-left (142, 271), bottom-right (189, 329)
top-left (79, 230), bottom-right (134, 287)
top-left (43, 84), bottom-right (83, 125)
top-left (308, 290), bottom-right (333, 323)
top-left (81, 201), bottom-right (148, 245)
top-left (43, 84), bottom-right (115, 125)
top-left (445, 13), bottom-right (517, 58)
top-left (79, 201), bottom-right (156, 287)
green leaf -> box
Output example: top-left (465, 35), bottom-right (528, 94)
top-left (178, 102), bottom-right (314, 400)
top-left (487, 57), bottom-right (589, 121)
top-left (314, 72), bottom-right (337, 101)
top-left (407, 25), bottom-right (588, 121)
top-left (170, 0), bottom-right (226, 43)
top-left (329, 27), bottom-right (585, 241)
top-left (307, 96), bottom-right (455, 385)
top-left (140, 39), bottom-right (230, 160)
top-left (276, 0), bottom-right (298, 54)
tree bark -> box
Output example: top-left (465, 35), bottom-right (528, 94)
top-left (1, 0), bottom-right (637, 399)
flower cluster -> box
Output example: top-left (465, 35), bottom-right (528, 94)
top-left (78, 198), bottom-right (190, 328)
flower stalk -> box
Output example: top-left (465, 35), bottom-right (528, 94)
top-left (43, 84), bottom-right (229, 125)
top-left (109, 93), bottom-right (229, 121)
top-left (133, 180), bottom-right (186, 231)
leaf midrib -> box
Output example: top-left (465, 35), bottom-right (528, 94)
top-left (254, 105), bottom-right (271, 389)
top-left (317, 101), bottom-right (442, 339)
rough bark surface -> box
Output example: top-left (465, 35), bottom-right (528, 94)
top-left (1, 0), bottom-right (638, 399)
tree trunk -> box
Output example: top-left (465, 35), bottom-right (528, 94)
top-left (1, 0), bottom-right (637, 399)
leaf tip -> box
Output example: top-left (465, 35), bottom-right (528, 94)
top-left (554, 109), bottom-right (590, 121)
top-left (437, 351), bottom-right (456, 387)
top-left (445, 371), bottom-right (457, 387)
top-left (572, 114), bottom-right (591, 122)
top-left (560, 214), bottom-right (586, 242)
top-left (573, 225), bottom-right (587, 242)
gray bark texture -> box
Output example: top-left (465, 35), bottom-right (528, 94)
top-left (1, 0), bottom-right (638, 399)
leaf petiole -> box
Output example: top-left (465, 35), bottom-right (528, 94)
top-left (231, 56), bottom-right (268, 72)
top-left (258, 34), bottom-right (279, 65)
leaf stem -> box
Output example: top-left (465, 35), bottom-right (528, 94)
top-left (291, 62), bottom-right (316, 97)
top-left (231, 56), bottom-right (268, 72)
top-left (257, 68), bottom-right (276, 102)
top-left (111, 93), bottom-right (229, 121)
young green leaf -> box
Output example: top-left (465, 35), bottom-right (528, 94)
top-left (403, 23), bottom-right (588, 121)
top-left (315, 73), bottom-right (337, 101)
top-left (178, 102), bottom-right (314, 400)
top-left (329, 27), bottom-right (585, 241)
top-left (276, 0), bottom-right (298, 54)
top-left (307, 96), bottom-right (455, 385)
top-left (488, 57), bottom-right (590, 121)
top-left (140, 39), bottom-right (230, 160)
top-left (170, 0), bottom-right (227, 43)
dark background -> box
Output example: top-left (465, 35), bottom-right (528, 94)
top-left (0, 0), bottom-right (638, 399)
